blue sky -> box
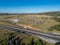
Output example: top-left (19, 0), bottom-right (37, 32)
top-left (0, 0), bottom-right (60, 13)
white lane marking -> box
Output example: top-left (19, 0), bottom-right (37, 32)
top-left (37, 36), bottom-right (59, 43)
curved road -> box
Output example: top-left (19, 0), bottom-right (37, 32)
top-left (0, 25), bottom-right (60, 43)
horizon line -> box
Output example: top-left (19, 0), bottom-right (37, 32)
top-left (0, 11), bottom-right (60, 14)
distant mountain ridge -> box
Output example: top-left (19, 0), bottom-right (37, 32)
top-left (40, 11), bottom-right (60, 16)
top-left (0, 11), bottom-right (60, 16)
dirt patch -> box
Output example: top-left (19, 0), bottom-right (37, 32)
top-left (16, 24), bottom-right (39, 30)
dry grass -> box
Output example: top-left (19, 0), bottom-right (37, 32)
top-left (16, 15), bottom-right (60, 33)
top-left (0, 15), bottom-right (59, 45)
top-left (0, 15), bottom-right (59, 33)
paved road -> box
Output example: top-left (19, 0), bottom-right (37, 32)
top-left (0, 25), bottom-right (60, 43)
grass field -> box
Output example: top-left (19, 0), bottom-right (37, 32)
top-left (15, 15), bottom-right (60, 33)
top-left (0, 12), bottom-right (60, 45)
top-left (0, 14), bottom-right (60, 33)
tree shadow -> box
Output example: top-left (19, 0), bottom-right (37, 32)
top-left (55, 42), bottom-right (60, 45)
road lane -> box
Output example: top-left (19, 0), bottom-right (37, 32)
top-left (0, 25), bottom-right (60, 43)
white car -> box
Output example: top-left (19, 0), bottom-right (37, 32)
top-left (24, 26), bottom-right (27, 29)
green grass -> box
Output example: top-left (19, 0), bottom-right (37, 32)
top-left (48, 24), bottom-right (60, 31)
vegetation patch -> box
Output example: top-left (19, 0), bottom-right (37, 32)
top-left (48, 24), bottom-right (60, 31)
top-left (54, 17), bottom-right (60, 22)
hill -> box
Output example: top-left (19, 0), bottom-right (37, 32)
top-left (39, 11), bottom-right (60, 16)
top-left (0, 11), bottom-right (60, 16)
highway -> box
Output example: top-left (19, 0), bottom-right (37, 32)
top-left (0, 25), bottom-right (60, 43)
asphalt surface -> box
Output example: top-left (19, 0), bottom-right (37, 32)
top-left (0, 25), bottom-right (60, 43)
